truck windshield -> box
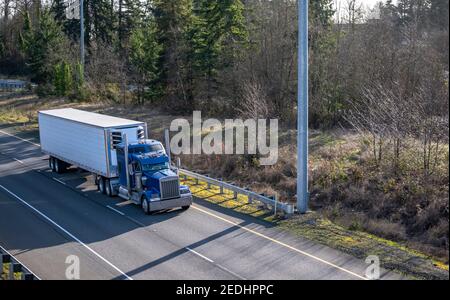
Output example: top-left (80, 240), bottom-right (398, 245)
top-left (148, 144), bottom-right (163, 152)
top-left (129, 144), bottom-right (163, 154)
top-left (142, 162), bottom-right (169, 172)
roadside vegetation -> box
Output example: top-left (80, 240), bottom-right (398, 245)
top-left (1, 0), bottom-right (448, 278)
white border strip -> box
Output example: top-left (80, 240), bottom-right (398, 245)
top-left (0, 130), bottom-right (41, 147)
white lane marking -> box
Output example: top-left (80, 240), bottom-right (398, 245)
top-left (107, 205), bottom-right (125, 216)
top-left (2, 130), bottom-right (367, 280)
top-left (0, 184), bottom-right (133, 280)
top-left (216, 264), bottom-right (247, 280)
top-left (52, 177), bottom-right (67, 186)
top-left (116, 200), bottom-right (133, 207)
top-left (0, 130), bottom-right (41, 147)
top-left (192, 205), bottom-right (368, 280)
top-left (186, 247), bottom-right (246, 280)
top-left (185, 247), bottom-right (214, 263)
top-left (13, 158), bottom-right (25, 164)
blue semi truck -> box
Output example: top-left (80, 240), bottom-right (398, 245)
top-left (38, 108), bottom-right (192, 214)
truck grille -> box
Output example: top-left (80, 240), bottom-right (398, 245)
top-left (160, 178), bottom-right (180, 200)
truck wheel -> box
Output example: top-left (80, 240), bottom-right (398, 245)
top-left (142, 197), bottom-right (150, 215)
top-left (98, 177), bottom-right (106, 194)
top-left (182, 206), bottom-right (190, 211)
top-left (105, 178), bottom-right (112, 197)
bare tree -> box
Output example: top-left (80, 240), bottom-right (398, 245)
top-left (237, 79), bottom-right (270, 120)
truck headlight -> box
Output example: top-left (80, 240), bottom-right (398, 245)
top-left (141, 176), bottom-right (148, 186)
top-left (180, 188), bottom-right (191, 195)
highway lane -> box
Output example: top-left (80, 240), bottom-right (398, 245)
top-left (0, 187), bottom-right (124, 280)
top-left (0, 156), bottom-right (238, 280)
top-left (0, 129), bottom-right (404, 280)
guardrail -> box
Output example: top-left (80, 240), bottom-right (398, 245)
top-left (179, 169), bottom-right (295, 215)
top-left (1, 246), bottom-right (39, 280)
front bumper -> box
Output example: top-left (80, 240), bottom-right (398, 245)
top-left (149, 194), bottom-right (193, 212)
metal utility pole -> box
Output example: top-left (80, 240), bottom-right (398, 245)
top-left (297, 0), bottom-right (309, 214)
top-left (80, 0), bottom-right (85, 68)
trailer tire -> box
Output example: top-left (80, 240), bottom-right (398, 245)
top-left (56, 159), bottom-right (68, 174)
top-left (54, 159), bottom-right (61, 174)
top-left (105, 178), bottom-right (112, 197)
top-left (142, 197), bottom-right (150, 215)
top-left (98, 177), bottom-right (106, 194)
top-left (49, 157), bottom-right (55, 171)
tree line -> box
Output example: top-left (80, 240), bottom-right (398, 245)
top-left (0, 0), bottom-right (448, 133)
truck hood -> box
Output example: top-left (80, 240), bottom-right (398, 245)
top-left (146, 168), bottom-right (178, 180)
top-left (144, 169), bottom-right (179, 194)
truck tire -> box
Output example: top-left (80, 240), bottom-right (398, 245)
top-left (105, 178), bottom-right (112, 197)
top-left (98, 177), bottom-right (106, 194)
top-left (141, 197), bottom-right (150, 215)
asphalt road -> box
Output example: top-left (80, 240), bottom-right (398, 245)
top-left (0, 129), bottom-right (404, 280)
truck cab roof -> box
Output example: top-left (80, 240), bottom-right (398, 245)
top-left (118, 140), bottom-right (167, 159)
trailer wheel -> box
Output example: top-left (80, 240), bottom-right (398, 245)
top-left (49, 157), bottom-right (55, 171)
top-left (98, 177), bottom-right (106, 194)
top-left (141, 197), bottom-right (150, 215)
top-left (54, 159), bottom-right (61, 173)
top-left (55, 159), bottom-right (67, 174)
top-left (105, 178), bottom-right (112, 197)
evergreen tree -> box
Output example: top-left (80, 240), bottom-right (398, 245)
top-left (84, 0), bottom-right (116, 46)
top-left (20, 9), bottom-right (63, 83)
top-left (118, 0), bottom-right (143, 49)
top-left (51, 0), bottom-right (67, 25)
top-left (130, 20), bottom-right (163, 102)
top-left (53, 61), bottom-right (73, 96)
top-left (153, 0), bottom-right (196, 107)
top-left (190, 0), bottom-right (248, 102)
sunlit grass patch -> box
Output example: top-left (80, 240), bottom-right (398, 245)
top-left (181, 177), bottom-right (277, 221)
top-left (0, 109), bottom-right (30, 124)
top-left (1, 263), bottom-right (22, 280)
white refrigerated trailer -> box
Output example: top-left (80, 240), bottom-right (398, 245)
top-left (38, 108), bottom-right (147, 181)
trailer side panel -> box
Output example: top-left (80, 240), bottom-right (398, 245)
top-left (39, 113), bottom-right (109, 177)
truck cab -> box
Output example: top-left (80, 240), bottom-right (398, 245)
top-left (115, 140), bottom-right (192, 214)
